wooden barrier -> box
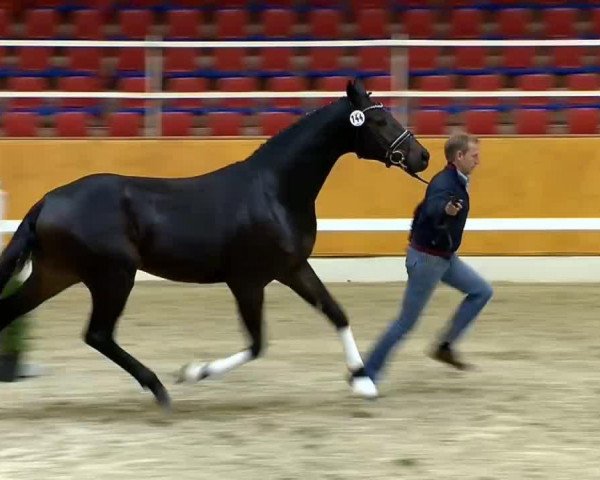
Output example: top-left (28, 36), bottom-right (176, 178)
top-left (0, 137), bottom-right (599, 256)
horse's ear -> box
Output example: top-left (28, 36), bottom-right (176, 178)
top-left (346, 78), bottom-right (363, 106)
top-left (353, 77), bottom-right (367, 96)
top-left (346, 78), bottom-right (368, 106)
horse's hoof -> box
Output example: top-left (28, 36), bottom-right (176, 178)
top-left (152, 385), bottom-right (172, 413)
top-left (351, 375), bottom-right (379, 400)
top-left (174, 362), bottom-right (208, 384)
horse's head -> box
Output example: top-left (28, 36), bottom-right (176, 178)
top-left (345, 78), bottom-right (430, 178)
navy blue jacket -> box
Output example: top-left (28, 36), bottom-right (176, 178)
top-left (409, 164), bottom-right (470, 258)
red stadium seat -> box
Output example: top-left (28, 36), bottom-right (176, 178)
top-left (161, 112), bottom-right (193, 136)
top-left (449, 8), bottom-right (483, 38)
top-left (57, 76), bottom-right (101, 110)
top-left (265, 76), bottom-right (307, 109)
top-left (215, 77), bottom-right (258, 110)
top-left (213, 48), bottom-right (247, 74)
top-left (550, 46), bottom-right (585, 71)
top-left (215, 9), bottom-right (248, 39)
top-left (349, 0), bottom-right (387, 11)
top-left (108, 112), bottom-right (143, 137)
top-left (207, 112), bottom-right (244, 136)
top-left (465, 109), bottom-right (499, 135)
top-left (259, 112), bottom-right (297, 136)
top-left (73, 9), bottom-right (103, 39)
top-left (496, 8), bottom-right (532, 38)
top-left (516, 74), bottom-right (554, 107)
top-left (401, 9), bottom-right (435, 39)
top-left (408, 47), bottom-right (440, 74)
top-left (515, 109), bottom-right (550, 134)
top-left (164, 49), bottom-right (198, 76)
top-left (258, 48), bottom-right (294, 75)
top-left (2, 112), bottom-right (39, 137)
top-left (6, 77), bottom-right (47, 111)
top-left (166, 77), bottom-right (208, 111)
top-left (416, 75), bottom-right (455, 108)
top-left (116, 48), bottom-right (146, 76)
top-left (315, 76), bottom-right (348, 91)
top-left (453, 47), bottom-right (488, 72)
top-left (412, 110), bottom-right (448, 135)
top-left (119, 9), bottom-right (154, 39)
top-left (566, 74), bottom-right (600, 106)
top-left (166, 9), bottom-right (202, 39)
top-left (125, 0), bottom-right (161, 7)
top-left (15, 47), bottom-right (52, 74)
top-left (31, 0), bottom-right (63, 7)
top-left (365, 75), bottom-right (393, 107)
top-left (466, 74), bottom-right (503, 108)
top-left (117, 77), bottom-right (148, 110)
top-left (315, 76), bottom-right (349, 105)
top-left (356, 9), bottom-right (389, 39)
top-left (357, 47), bottom-right (390, 75)
top-left (66, 47), bottom-right (102, 76)
top-left (261, 9), bottom-right (295, 38)
top-left (0, 8), bottom-right (9, 38)
top-left (501, 47), bottom-right (535, 70)
top-left (308, 9), bottom-right (341, 38)
top-left (542, 7), bottom-right (577, 38)
top-left (55, 112), bottom-right (90, 137)
top-left (590, 8), bottom-right (600, 36)
top-left (566, 108), bottom-right (600, 134)
top-left (306, 48), bottom-right (344, 75)
top-left (24, 8), bottom-right (58, 39)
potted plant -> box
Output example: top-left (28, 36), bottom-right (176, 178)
top-left (0, 273), bottom-right (29, 382)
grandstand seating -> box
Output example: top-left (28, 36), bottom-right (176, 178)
top-left (0, 1), bottom-right (599, 136)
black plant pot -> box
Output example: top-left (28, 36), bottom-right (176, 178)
top-left (0, 352), bottom-right (20, 382)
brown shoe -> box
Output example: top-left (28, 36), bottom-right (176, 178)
top-left (430, 343), bottom-right (473, 371)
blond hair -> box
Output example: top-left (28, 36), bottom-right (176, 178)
top-left (444, 132), bottom-right (479, 163)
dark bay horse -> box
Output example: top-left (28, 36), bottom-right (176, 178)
top-left (0, 79), bottom-right (429, 409)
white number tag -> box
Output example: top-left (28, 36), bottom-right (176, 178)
top-left (349, 110), bottom-right (365, 127)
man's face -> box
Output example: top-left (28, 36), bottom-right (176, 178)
top-left (454, 141), bottom-right (480, 175)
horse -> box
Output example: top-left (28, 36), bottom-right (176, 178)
top-left (0, 78), bottom-right (430, 410)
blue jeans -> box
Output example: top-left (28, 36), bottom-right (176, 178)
top-left (364, 247), bottom-right (493, 383)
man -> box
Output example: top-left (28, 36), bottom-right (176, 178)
top-left (361, 132), bottom-right (493, 386)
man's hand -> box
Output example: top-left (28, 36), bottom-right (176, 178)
top-left (444, 198), bottom-right (463, 216)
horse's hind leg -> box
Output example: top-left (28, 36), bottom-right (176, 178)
top-left (82, 264), bottom-right (171, 410)
top-left (0, 261), bottom-right (77, 334)
top-left (278, 261), bottom-right (378, 399)
top-left (177, 282), bottom-right (264, 383)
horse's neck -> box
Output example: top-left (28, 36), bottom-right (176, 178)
top-left (257, 100), bottom-right (354, 206)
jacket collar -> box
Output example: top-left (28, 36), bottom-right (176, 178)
top-left (446, 163), bottom-right (469, 188)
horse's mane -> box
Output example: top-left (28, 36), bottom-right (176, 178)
top-left (247, 97), bottom-right (348, 161)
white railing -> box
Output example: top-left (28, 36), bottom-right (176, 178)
top-left (2, 218), bottom-right (600, 235)
top-left (0, 91), bottom-right (597, 99)
top-left (1, 39), bottom-right (600, 47)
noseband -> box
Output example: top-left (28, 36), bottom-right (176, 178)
top-left (357, 103), bottom-right (430, 185)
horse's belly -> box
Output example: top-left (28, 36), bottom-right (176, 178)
top-left (138, 233), bottom-right (227, 283)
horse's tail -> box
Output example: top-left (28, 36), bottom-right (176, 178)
top-left (0, 199), bottom-right (44, 294)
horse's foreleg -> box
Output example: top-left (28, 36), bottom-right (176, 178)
top-left (279, 262), bottom-right (378, 399)
top-left (177, 283), bottom-right (264, 383)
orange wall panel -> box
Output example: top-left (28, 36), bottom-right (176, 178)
top-left (0, 137), bottom-right (599, 256)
